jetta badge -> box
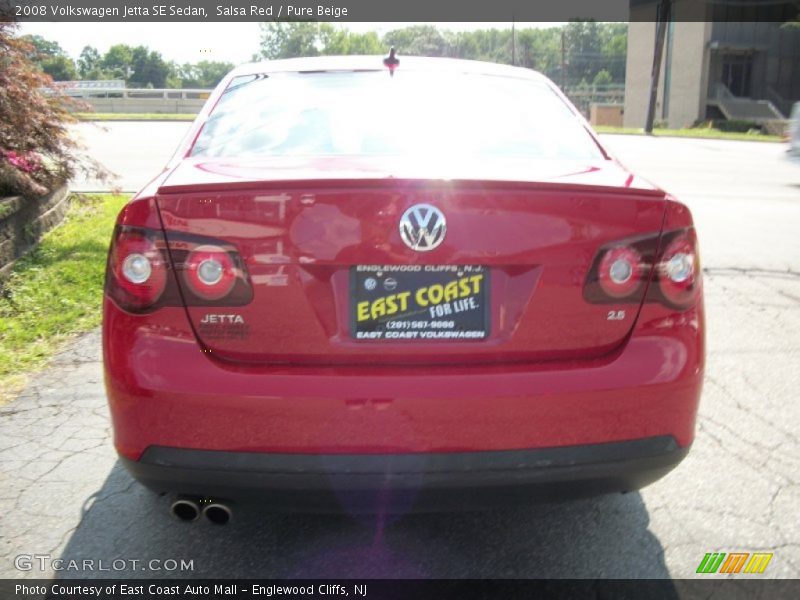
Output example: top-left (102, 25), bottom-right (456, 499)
top-left (399, 204), bottom-right (447, 252)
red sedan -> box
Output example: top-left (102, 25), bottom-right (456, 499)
top-left (103, 56), bottom-right (704, 522)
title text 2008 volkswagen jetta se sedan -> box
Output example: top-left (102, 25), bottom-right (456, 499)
top-left (103, 56), bottom-right (704, 520)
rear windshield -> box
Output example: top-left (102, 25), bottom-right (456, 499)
top-left (191, 70), bottom-right (604, 161)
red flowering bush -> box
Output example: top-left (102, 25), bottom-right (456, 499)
top-left (0, 22), bottom-right (109, 198)
top-left (1, 150), bottom-right (42, 173)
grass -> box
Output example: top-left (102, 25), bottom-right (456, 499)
top-left (75, 112), bottom-right (196, 121)
top-left (0, 193), bottom-right (129, 403)
top-left (595, 125), bottom-right (783, 143)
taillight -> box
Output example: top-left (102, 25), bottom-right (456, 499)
top-left (183, 246), bottom-right (238, 301)
top-left (583, 235), bottom-right (656, 306)
top-left (597, 246), bottom-right (643, 298)
top-left (656, 230), bottom-right (701, 309)
top-left (584, 227), bottom-right (701, 310)
top-left (107, 227), bottom-right (169, 312)
top-left (168, 236), bottom-right (252, 307)
top-left (106, 225), bottom-right (252, 314)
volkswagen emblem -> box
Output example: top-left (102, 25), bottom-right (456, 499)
top-left (399, 204), bottom-right (447, 252)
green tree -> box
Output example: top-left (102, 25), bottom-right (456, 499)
top-left (515, 27), bottom-right (561, 71)
top-left (383, 25), bottom-right (449, 56)
top-left (593, 68), bottom-right (613, 87)
top-left (258, 22), bottom-right (330, 59)
top-left (77, 46), bottom-right (103, 78)
top-left (257, 22), bottom-right (386, 60)
top-left (102, 44), bottom-right (134, 79)
top-left (560, 21), bottom-right (628, 86)
top-left (251, 23), bottom-right (627, 90)
top-left (102, 44), bottom-right (172, 87)
top-left (324, 29), bottom-right (384, 55)
top-left (19, 34), bottom-right (77, 81)
top-left (178, 61), bottom-right (234, 88)
top-left (129, 46), bottom-right (171, 88)
top-left (601, 24), bottom-right (627, 82)
top-left (19, 34), bottom-right (63, 58)
top-left (450, 28), bottom-right (511, 63)
top-left (40, 56), bottom-right (76, 81)
top-left (563, 20), bottom-right (603, 86)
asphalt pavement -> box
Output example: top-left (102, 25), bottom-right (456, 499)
top-left (1, 124), bottom-right (799, 579)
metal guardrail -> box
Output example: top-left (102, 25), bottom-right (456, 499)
top-left (59, 80), bottom-right (126, 90)
top-left (57, 87), bottom-right (213, 101)
top-left (57, 85), bottom-right (628, 118)
top-left (56, 84), bottom-right (623, 113)
top-left (563, 86), bottom-right (626, 117)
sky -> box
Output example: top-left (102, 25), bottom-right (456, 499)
top-left (17, 22), bottom-right (564, 66)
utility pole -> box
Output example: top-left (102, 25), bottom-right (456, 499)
top-left (511, 18), bottom-right (516, 66)
top-left (645, 0), bottom-right (673, 133)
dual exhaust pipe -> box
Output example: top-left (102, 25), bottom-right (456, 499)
top-left (170, 496), bottom-right (232, 525)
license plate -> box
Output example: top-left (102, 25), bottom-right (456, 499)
top-left (351, 265), bottom-right (489, 341)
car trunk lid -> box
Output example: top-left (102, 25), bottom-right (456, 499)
top-left (156, 156), bottom-right (665, 366)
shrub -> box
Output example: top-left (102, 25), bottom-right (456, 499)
top-left (695, 119), bottom-right (762, 133)
top-left (0, 22), bottom-right (109, 198)
top-left (592, 69), bottom-right (613, 88)
top-left (711, 119), bottom-right (762, 133)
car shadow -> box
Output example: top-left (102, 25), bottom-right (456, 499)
top-left (57, 461), bottom-right (677, 583)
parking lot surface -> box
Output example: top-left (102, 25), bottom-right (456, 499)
top-left (1, 126), bottom-right (798, 578)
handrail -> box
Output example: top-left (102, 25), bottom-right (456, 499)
top-left (765, 86), bottom-right (788, 119)
top-left (712, 82), bottom-right (735, 101)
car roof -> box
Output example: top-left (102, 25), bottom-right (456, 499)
top-left (229, 55), bottom-right (550, 82)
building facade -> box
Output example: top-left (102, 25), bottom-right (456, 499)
top-left (624, 1), bottom-right (800, 128)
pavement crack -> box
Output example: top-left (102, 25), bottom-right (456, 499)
top-left (702, 266), bottom-right (800, 280)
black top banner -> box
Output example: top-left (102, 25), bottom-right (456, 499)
top-left (2, 0), bottom-right (799, 22)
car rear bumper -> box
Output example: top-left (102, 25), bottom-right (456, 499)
top-left (104, 297), bottom-right (704, 507)
top-left (122, 436), bottom-right (688, 511)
